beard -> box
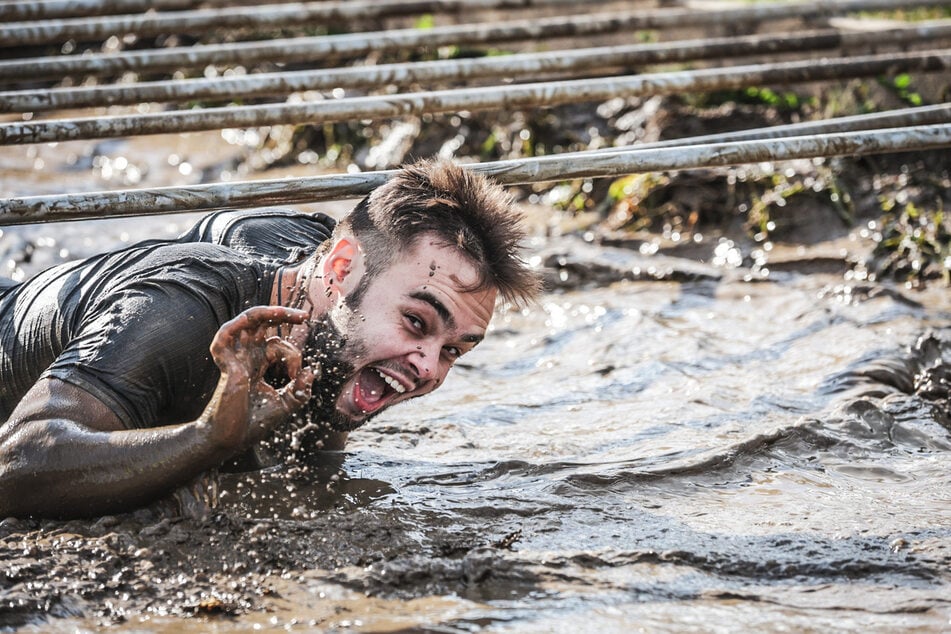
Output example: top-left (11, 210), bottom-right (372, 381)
top-left (298, 310), bottom-right (375, 434)
top-left (252, 298), bottom-right (378, 467)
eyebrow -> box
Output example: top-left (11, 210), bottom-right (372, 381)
top-left (409, 290), bottom-right (484, 344)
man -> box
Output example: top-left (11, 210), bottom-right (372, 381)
top-left (0, 159), bottom-right (539, 518)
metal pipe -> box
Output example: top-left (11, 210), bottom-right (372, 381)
top-left (0, 0), bottom-right (597, 47)
top-left (6, 20), bottom-right (951, 113)
top-left (3, 49), bottom-right (948, 145)
top-left (599, 103), bottom-right (951, 153)
top-left (2, 123), bottom-right (949, 224)
top-left (0, 0), bottom-right (195, 22)
top-left (2, 0), bottom-right (949, 79)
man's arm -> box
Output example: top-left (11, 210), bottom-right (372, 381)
top-left (0, 306), bottom-right (315, 519)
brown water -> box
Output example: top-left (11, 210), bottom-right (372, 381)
top-left (1, 133), bottom-right (950, 632)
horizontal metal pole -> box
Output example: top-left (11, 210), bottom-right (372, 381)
top-left (6, 20), bottom-right (951, 113)
top-left (2, 0), bottom-right (948, 80)
top-left (0, 0), bottom-right (593, 47)
top-left (0, 0), bottom-right (195, 22)
top-left (3, 49), bottom-right (949, 145)
top-left (601, 103), bottom-right (951, 153)
top-left (2, 123), bottom-right (949, 224)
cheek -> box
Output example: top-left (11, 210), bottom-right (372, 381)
top-left (435, 359), bottom-right (455, 382)
top-left (352, 310), bottom-right (401, 343)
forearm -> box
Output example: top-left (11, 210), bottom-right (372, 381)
top-left (0, 418), bottom-right (228, 518)
top-left (0, 306), bottom-right (312, 519)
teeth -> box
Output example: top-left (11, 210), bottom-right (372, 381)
top-left (376, 369), bottom-right (406, 394)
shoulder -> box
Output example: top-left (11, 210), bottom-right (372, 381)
top-left (112, 240), bottom-right (264, 280)
top-left (77, 241), bottom-right (273, 314)
top-left (177, 208), bottom-right (336, 264)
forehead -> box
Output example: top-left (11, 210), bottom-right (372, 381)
top-left (391, 235), bottom-right (480, 285)
top-left (380, 235), bottom-right (497, 320)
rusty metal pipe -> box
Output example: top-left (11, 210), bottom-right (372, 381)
top-left (5, 21), bottom-right (951, 113)
top-left (0, 0), bottom-right (196, 22)
top-left (2, 0), bottom-right (949, 78)
top-left (0, 0), bottom-right (599, 47)
top-left (601, 103), bottom-right (951, 153)
top-left (2, 49), bottom-right (948, 145)
top-left (2, 123), bottom-right (949, 224)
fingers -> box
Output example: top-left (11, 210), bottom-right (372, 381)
top-left (220, 306), bottom-right (308, 344)
top-left (207, 306), bottom-right (320, 443)
top-left (265, 336), bottom-right (301, 377)
top-left (211, 306), bottom-right (308, 363)
top-left (233, 305), bottom-right (309, 330)
top-left (284, 365), bottom-right (316, 409)
top-left (247, 364), bottom-right (316, 442)
top-left (264, 337), bottom-right (317, 409)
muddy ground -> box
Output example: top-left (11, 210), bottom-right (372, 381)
top-left (1, 8), bottom-right (951, 632)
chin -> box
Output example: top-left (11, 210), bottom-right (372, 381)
top-left (331, 393), bottom-right (383, 432)
top-left (326, 406), bottom-right (379, 433)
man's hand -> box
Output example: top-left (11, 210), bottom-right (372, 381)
top-left (204, 306), bottom-right (317, 453)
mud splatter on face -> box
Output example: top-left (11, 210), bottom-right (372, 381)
top-left (298, 313), bottom-right (371, 435)
top-left (263, 310), bottom-right (374, 461)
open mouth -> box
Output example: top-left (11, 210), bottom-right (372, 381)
top-left (350, 366), bottom-right (411, 416)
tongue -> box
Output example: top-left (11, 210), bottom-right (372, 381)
top-left (357, 368), bottom-right (389, 407)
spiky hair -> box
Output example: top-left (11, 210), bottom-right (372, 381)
top-left (337, 158), bottom-right (540, 307)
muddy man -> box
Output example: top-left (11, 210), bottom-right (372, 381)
top-left (0, 159), bottom-right (539, 519)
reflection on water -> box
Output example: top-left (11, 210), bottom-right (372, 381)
top-left (2, 174), bottom-right (951, 631)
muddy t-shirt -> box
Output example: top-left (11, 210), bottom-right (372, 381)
top-left (176, 207), bottom-right (335, 264)
top-left (0, 209), bottom-right (334, 429)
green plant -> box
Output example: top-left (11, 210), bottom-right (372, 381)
top-left (881, 73), bottom-right (924, 107)
top-left (872, 202), bottom-right (951, 285)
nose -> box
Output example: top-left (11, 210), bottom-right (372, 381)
top-left (407, 340), bottom-right (442, 382)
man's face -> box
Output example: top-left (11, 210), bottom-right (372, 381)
top-left (302, 235), bottom-right (497, 432)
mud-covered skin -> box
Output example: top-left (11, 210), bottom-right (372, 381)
top-left (0, 307), bottom-right (313, 519)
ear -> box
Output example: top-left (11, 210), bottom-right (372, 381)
top-left (321, 238), bottom-right (361, 289)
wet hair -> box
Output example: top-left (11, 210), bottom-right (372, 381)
top-left (336, 158), bottom-right (540, 307)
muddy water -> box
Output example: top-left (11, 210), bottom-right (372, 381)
top-left (1, 134), bottom-right (951, 632)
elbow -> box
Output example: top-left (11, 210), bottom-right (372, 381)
top-left (0, 435), bottom-right (36, 518)
top-left (0, 421), bottom-right (71, 518)
top-left (0, 471), bottom-right (26, 518)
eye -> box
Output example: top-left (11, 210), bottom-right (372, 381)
top-left (443, 346), bottom-right (462, 360)
top-left (405, 314), bottom-right (425, 332)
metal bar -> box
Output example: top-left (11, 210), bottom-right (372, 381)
top-left (0, 0), bottom-right (592, 47)
top-left (2, 0), bottom-right (949, 79)
top-left (6, 20), bottom-right (951, 113)
top-left (3, 49), bottom-right (948, 145)
top-left (599, 103), bottom-right (951, 152)
top-left (0, 0), bottom-right (195, 22)
top-left (2, 123), bottom-right (949, 224)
